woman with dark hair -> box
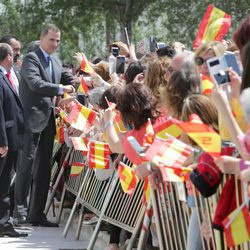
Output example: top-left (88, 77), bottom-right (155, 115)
top-left (124, 61), bottom-right (145, 84)
top-left (160, 62), bottom-right (201, 118)
top-left (233, 15), bottom-right (250, 52)
top-left (103, 82), bottom-right (167, 165)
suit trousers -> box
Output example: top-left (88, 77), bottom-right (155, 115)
top-left (15, 114), bottom-right (55, 222)
top-left (0, 151), bottom-right (18, 227)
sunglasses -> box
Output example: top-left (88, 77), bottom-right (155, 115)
top-left (194, 56), bottom-right (212, 66)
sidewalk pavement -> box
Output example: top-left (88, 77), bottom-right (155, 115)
top-left (0, 223), bottom-right (89, 250)
top-left (0, 207), bottom-right (90, 250)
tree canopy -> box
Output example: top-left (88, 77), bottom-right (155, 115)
top-left (0, 0), bottom-right (249, 63)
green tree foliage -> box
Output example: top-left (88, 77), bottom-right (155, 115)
top-left (0, 0), bottom-right (249, 62)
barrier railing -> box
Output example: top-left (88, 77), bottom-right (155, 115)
top-left (193, 174), bottom-right (250, 250)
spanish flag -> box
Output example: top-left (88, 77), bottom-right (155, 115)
top-left (81, 57), bottom-right (94, 74)
top-left (88, 141), bottom-right (111, 169)
top-left (68, 101), bottom-right (97, 126)
top-left (223, 203), bottom-right (250, 247)
top-left (114, 112), bottom-right (128, 133)
top-left (70, 162), bottom-right (84, 177)
top-left (201, 75), bottom-right (214, 95)
top-left (118, 161), bottom-right (139, 195)
top-left (144, 137), bottom-right (193, 181)
top-left (172, 114), bottom-right (221, 158)
top-left (142, 177), bottom-right (150, 204)
top-left (59, 109), bottom-right (70, 124)
top-left (193, 4), bottom-right (231, 49)
top-left (154, 119), bottom-right (182, 140)
top-left (70, 137), bottom-right (88, 152)
top-left (143, 119), bottom-right (155, 145)
top-left (77, 77), bottom-right (89, 95)
top-left (55, 124), bottom-right (64, 144)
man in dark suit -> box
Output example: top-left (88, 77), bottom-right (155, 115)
top-left (0, 43), bottom-right (27, 237)
top-left (15, 23), bottom-right (75, 227)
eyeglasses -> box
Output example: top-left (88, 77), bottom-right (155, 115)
top-left (194, 56), bottom-right (210, 66)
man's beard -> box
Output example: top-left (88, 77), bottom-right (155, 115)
top-left (14, 55), bottom-right (19, 63)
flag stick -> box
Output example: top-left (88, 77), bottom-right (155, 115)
top-left (124, 27), bottom-right (130, 46)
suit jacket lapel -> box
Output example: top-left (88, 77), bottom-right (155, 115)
top-left (0, 71), bottom-right (21, 101)
top-left (36, 48), bottom-right (52, 82)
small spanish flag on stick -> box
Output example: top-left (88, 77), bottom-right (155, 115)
top-left (193, 4), bottom-right (231, 49)
top-left (223, 202), bottom-right (250, 247)
top-left (81, 56), bottom-right (94, 74)
top-left (77, 77), bottom-right (89, 95)
top-left (118, 161), bottom-right (139, 195)
top-left (172, 114), bottom-right (221, 158)
top-left (88, 141), bottom-right (111, 169)
top-left (68, 101), bottom-right (97, 126)
top-left (142, 177), bottom-right (150, 204)
top-left (55, 124), bottom-right (64, 144)
top-left (70, 137), bottom-right (88, 152)
top-left (201, 75), bottom-right (214, 95)
top-left (70, 162), bottom-right (84, 177)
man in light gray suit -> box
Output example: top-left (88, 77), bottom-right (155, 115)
top-left (14, 24), bottom-right (75, 227)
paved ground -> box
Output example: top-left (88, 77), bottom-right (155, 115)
top-left (0, 224), bottom-right (89, 250)
top-left (0, 207), bottom-right (90, 250)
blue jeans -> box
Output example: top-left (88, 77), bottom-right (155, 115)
top-left (187, 207), bottom-right (203, 250)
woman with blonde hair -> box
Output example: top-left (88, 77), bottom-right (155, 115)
top-left (144, 57), bottom-right (170, 98)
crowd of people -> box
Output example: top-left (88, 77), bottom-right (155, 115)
top-left (0, 14), bottom-right (250, 250)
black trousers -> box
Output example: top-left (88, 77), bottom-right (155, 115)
top-left (15, 116), bottom-right (55, 222)
top-left (0, 151), bottom-right (18, 228)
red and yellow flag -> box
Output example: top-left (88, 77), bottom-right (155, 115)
top-left (201, 75), bottom-right (214, 95)
top-left (142, 177), bottom-right (150, 204)
top-left (81, 57), bottom-right (94, 74)
top-left (154, 119), bottom-right (182, 140)
top-left (55, 124), bottom-right (64, 144)
top-left (193, 4), bottom-right (231, 49)
top-left (144, 137), bottom-right (193, 181)
top-left (70, 137), bottom-right (88, 152)
top-left (143, 119), bottom-right (155, 145)
top-left (88, 141), bottom-right (111, 169)
top-left (172, 114), bottom-right (221, 158)
top-left (59, 109), bottom-right (70, 124)
top-left (118, 161), bottom-right (139, 195)
top-left (223, 204), bottom-right (250, 247)
top-left (68, 101), bottom-right (97, 126)
top-left (70, 162), bottom-right (84, 177)
top-left (114, 112), bottom-right (128, 133)
top-left (77, 77), bottom-right (89, 95)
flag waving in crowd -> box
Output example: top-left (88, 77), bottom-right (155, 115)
top-left (172, 114), bottom-right (221, 158)
top-left (193, 4), bottom-right (231, 49)
top-left (118, 161), bottom-right (139, 195)
top-left (88, 141), bottom-right (111, 169)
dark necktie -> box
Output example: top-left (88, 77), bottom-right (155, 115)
top-left (6, 71), bottom-right (17, 92)
top-left (47, 56), bottom-right (55, 82)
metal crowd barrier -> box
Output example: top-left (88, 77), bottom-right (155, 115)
top-left (62, 165), bottom-right (114, 239)
top-left (87, 157), bottom-right (146, 250)
top-left (56, 149), bottom-right (87, 224)
top-left (193, 174), bottom-right (250, 250)
top-left (140, 179), bottom-right (190, 250)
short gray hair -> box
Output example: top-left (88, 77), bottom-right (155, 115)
top-left (0, 43), bottom-right (13, 62)
top-left (41, 23), bottom-right (60, 37)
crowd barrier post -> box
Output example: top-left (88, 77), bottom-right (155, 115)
top-left (44, 146), bottom-right (73, 215)
top-left (62, 164), bottom-right (93, 238)
top-left (135, 198), bottom-right (153, 250)
top-left (86, 172), bottom-right (119, 250)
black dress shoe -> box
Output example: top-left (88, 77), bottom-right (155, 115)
top-left (31, 219), bottom-right (59, 227)
top-left (14, 215), bottom-right (28, 225)
top-left (0, 224), bottom-right (28, 237)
